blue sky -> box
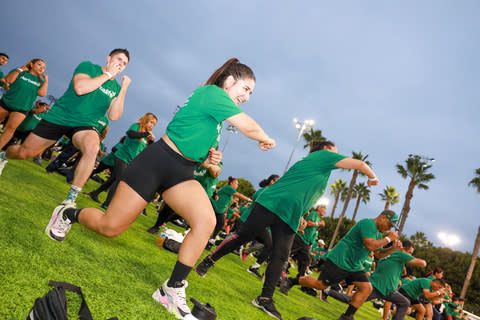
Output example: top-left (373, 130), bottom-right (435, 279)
top-left (2, 1), bottom-right (479, 252)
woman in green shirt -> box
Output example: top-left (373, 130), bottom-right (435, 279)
top-left (45, 58), bottom-right (275, 319)
top-left (210, 176), bottom-right (252, 242)
top-left (196, 140), bottom-right (378, 320)
top-left (101, 112), bottom-right (157, 208)
top-left (0, 59), bottom-right (48, 158)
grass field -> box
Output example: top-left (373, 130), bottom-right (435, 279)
top-left (0, 159), bottom-right (384, 320)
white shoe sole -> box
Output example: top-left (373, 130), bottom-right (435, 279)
top-left (45, 205), bottom-right (65, 241)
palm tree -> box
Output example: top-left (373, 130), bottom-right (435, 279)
top-left (302, 128), bottom-right (326, 149)
top-left (329, 179), bottom-right (347, 218)
top-left (378, 185), bottom-right (401, 210)
top-left (460, 168), bottom-right (480, 299)
top-left (396, 155), bottom-right (435, 234)
top-left (409, 231), bottom-right (432, 249)
top-left (351, 182), bottom-right (370, 221)
top-left (329, 151), bottom-right (370, 249)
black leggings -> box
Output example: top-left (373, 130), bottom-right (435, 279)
top-left (152, 203), bottom-right (180, 228)
top-left (104, 156), bottom-right (128, 206)
top-left (211, 213), bottom-right (225, 239)
top-left (210, 203), bottom-right (295, 298)
top-left (290, 234), bottom-right (311, 277)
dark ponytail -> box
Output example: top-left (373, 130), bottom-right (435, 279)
top-left (204, 58), bottom-right (255, 88)
top-left (259, 174), bottom-right (280, 187)
top-left (309, 140), bottom-right (335, 153)
top-left (228, 176), bottom-right (237, 185)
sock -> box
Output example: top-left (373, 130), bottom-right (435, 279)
top-left (66, 185), bottom-right (82, 201)
top-left (344, 304), bottom-right (358, 317)
top-left (64, 208), bottom-right (82, 223)
top-left (167, 261), bottom-right (192, 288)
top-left (0, 151), bottom-right (7, 161)
top-left (290, 277), bottom-right (299, 285)
top-left (252, 262), bottom-right (261, 269)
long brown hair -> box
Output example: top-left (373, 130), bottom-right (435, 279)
top-left (204, 58), bottom-right (255, 88)
top-left (138, 113), bottom-right (158, 132)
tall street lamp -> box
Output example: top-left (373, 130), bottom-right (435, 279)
top-left (221, 125), bottom-right (238, 152)
top-left (283, 118), bottom-right (314, 174)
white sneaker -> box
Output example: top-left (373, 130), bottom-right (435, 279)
top-left (45, 205), bottom-right (73, 241)
top-left (0, 157), bottom-right (8, 176)
top-left (152, 279), bottom-right (191, 319)
top-left (61, 199), bottom-right (76, 207)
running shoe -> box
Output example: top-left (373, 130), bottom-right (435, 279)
top-left (252, 296), bottom-right (283, 320)
top-left (337, 314), bottom-right (354, 320)
top-left (195, 256), bottom-right (215, 277)
top-left (45, 205), bottom-right (73, 241)
top-left (279, 277), bottom-right (293, 296)
top-left (146, 226), bottom-right (160, 235)
top-left (152, 279), bottom-right (191, 319)
top-left (61, 199), bottom-right (76, 207)
top-left (247, 266), bottom-right (262, 279)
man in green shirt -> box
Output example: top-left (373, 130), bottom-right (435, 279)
top-left (281, 210), bottom-right (401, 320)
top-left (5, 48), bottom-right (131, 207)
top-left (398, 278), bottom-right (447, 320)
top-left (324, 240), bottom-right (427, 320)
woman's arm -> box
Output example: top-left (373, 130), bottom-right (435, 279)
top-left (4, 64), bottom-right (29, 85)
top-left (226, 112), bottom-right (275, 150)
top-left (334, 158), bottom-right (379, 187)
top-left (37, 74), bottom-right (48, 96)
top-left (232, 191), bottom-right (252, 202)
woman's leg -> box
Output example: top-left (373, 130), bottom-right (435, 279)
top-left (260, 220), bottom-right (295, 299)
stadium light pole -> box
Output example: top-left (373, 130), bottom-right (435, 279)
top-left (283, 118), bottom-right (314, 174)
top-left (221, 125), bottom-right (238, 152)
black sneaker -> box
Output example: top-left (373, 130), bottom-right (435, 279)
top-left (146, 226), bottom-right (160, 234)
top-left (279, 277), bottom-right (294, 296)
top-left (337, 314), bottom-right (354, 320)
top-left (195, 256), bottom-right (215, 277)
top-left (300, 286), bottom-right (317, 297)
top-left (320, 289), bottom-right (329, 303)
top-left (247, 266), bottom-right (262, 279)
top-left (252, 296), bottom-right (283, 320)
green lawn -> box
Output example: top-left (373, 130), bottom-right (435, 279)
top-left (0, 159), bottom-right (383, 319)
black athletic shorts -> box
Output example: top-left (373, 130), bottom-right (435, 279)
top-left (0, 99), bottom-right (29, 115)
top-left (317, 258), bottom-right (369, 285)
top-left (398, 288), bottom-right (421, 305)
top-left (121, 138), bottom-right (197, 202)
top-left (32, 119), bottom-right (99, 141)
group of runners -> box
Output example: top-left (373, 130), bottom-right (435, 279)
top-left (0, 50), bottom-right (467, 320)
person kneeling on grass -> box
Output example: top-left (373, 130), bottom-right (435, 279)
top-left (280, 210), bottom-right (401, 320)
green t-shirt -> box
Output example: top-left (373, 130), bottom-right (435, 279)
top-left (193, 163), bottom-right (221, 198)
top-left (400, 278), bottom-right (431, 299)
top-left (369, 250), bottom-right (414, 296)
top-left (327, 218), bottom-right (382, 272)
top-left (363, 256), bottom-right (375, 273)
top-left (16, 112), bottom-right (44, 132)
top-left (43, 61), bottom-right (120, 127)
top-left (226, 207), bottom-right (235, 219)
top-left (239, 187), bottom-right (267, 222)
top-left (212, 185), bottom-right (236, 214)
top-left (114, 123), bottom-right (149, 164)
top-left (166, 85), bottom-right (242, 162)
top-left (0, 69), bottom-right (4, 79)
top-left (2, 69), bottom-right (42, 111)
top-left (94, 115), bottom-right (109, 135)
top-left (100, 152), bottom-right (115, 167)
top-left (299, 211), bottom-right (321, 245)
top-left (256, 150), bottom-right (345, 232)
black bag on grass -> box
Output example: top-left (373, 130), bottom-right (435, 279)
top-left (27, 280), bottom-right (117, 320)
top-left (163, 238), bottom-right (182, 253)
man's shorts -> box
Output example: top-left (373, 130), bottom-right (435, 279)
top-left (32, 119), bottom-right (98, 141)
top-left (318, 258), bottom-right (369, 286)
